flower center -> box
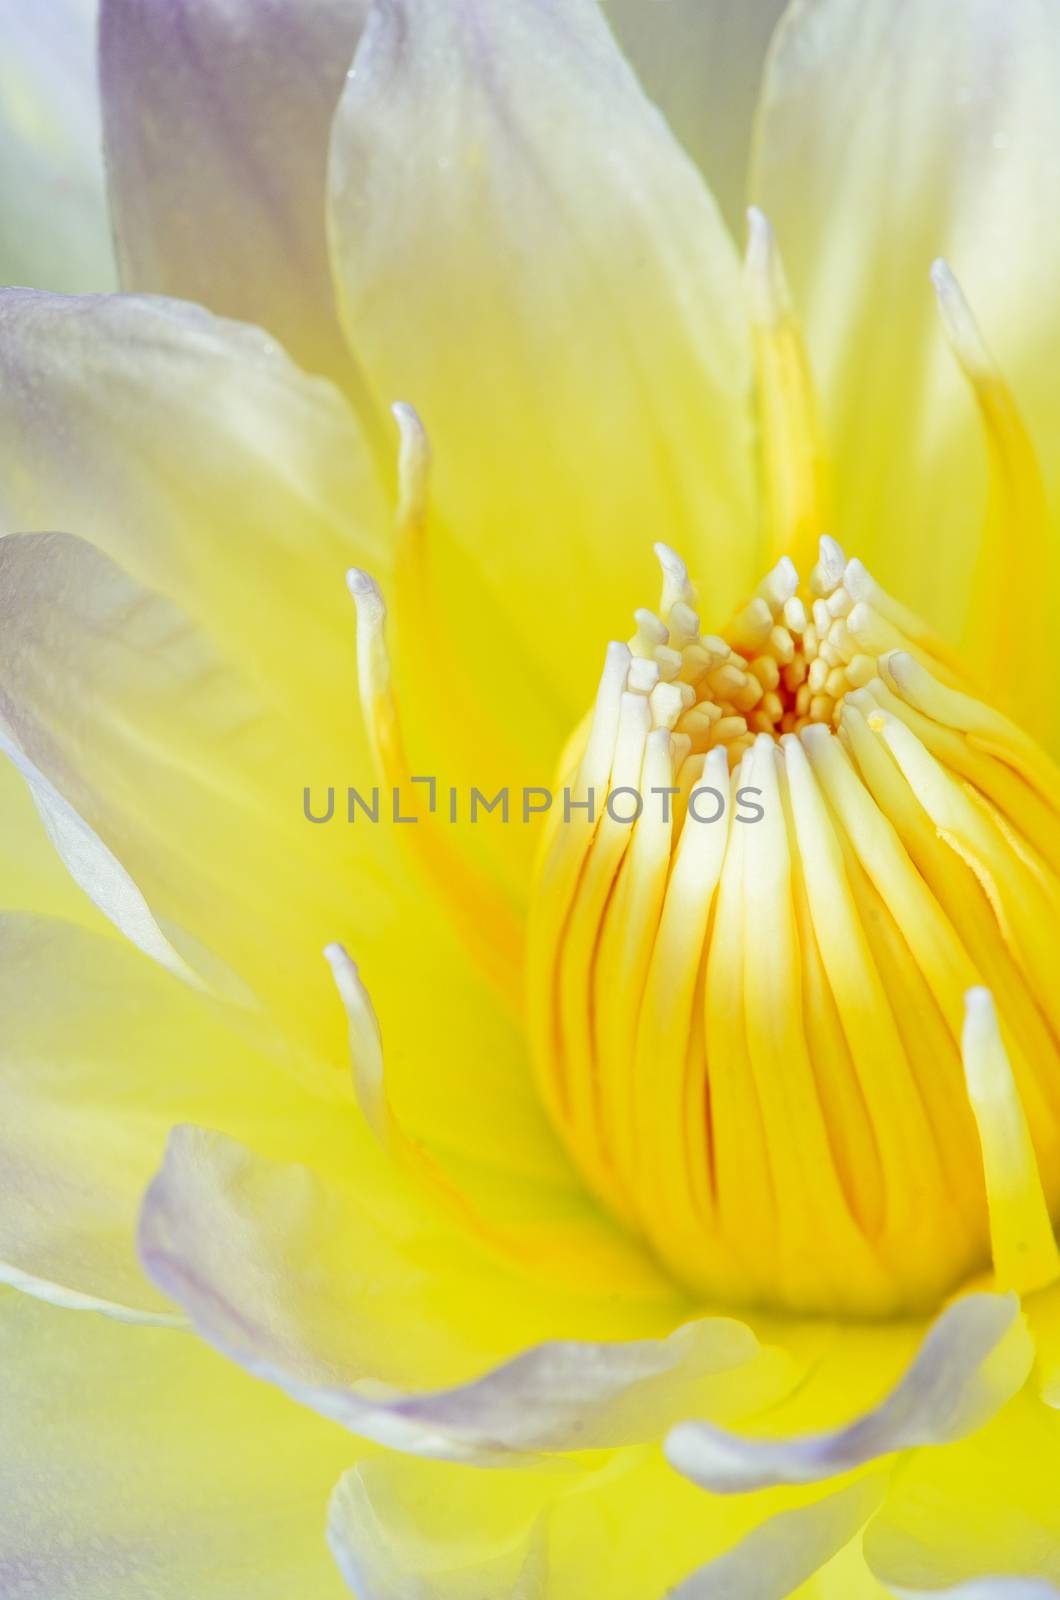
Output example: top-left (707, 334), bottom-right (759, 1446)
top-left (527, 539), bottom-right (1060, 1315)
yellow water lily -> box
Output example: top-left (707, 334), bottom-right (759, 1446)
top-left (4, 0), bottom-right (1060, 1594)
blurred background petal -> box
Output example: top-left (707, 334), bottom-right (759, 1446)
top-left (100, 0), bottom-right (378, 417)
top-left (0, 0), bottom-right (116, 291)
top-left (606, 0), bottom-right (788, 236)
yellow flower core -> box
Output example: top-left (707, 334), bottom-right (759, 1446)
top-left (528, 540), bottom-right (1060, 1316)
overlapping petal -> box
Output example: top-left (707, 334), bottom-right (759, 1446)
top-left (0, 290), bottom-right (388, 739)
top-left (0, 529), bottom-right (382, 1053)
top-left (329, 0), bottom-right (757, 727)
top-left (139, 1124), bottom-right (794, 1463)
top-left (0, 0), bottom-right (116, 293)
top-left (99, 0), bottom-right (376, 403)
top-left (863, 1390), bottom-right (1060, 1596)
top-left (0, 916), bottom-right (360, 1321)
top-left (751, 0), bottom-right (1060, 651)
top-left (326, 1446), bottom-right (891, 1599)
top-left (671, 1474), bottom-right (886, 1600)
top-left (667, 1294), bottom-right (1032, 1493)
top-left (0, 1290), bottom-right (357, 1599)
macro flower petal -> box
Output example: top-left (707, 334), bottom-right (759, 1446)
top-left (0, 290), bottom-right (389, 737)
top-left (0, 750), bottom-right (117, 937)
top-left (862, 1389), bottom-right (1060, 1596)
top-left (0, 1289), bottom-right (357, 1599)
top-left (99, 0), bottom-right (374, 398)
top-left (139, 1124), bottom-right (792, 1463)
top-left (669, 1474), bottom-right (886, 1600)
top-left (0, 529), bottom-right (387, 1049)
top-left (0, 915), bottom-right (363, 1322)
top-left (0, 0), bottom-right (116, 292)
top-left (328, 1458), bottom-right (548, 1599)
top-left (606, 0), bottom-right (787, 233)
top-left (0, 729), bottom-right (199, 989)
top-left (329, 0), bottom-right (757, 724)
top-left (666, 1294), bottom-right (1032, 1492)
top-left (326, 1447), bottom-right (889, 1600)
top-left (751, 0), bottom-right (1060, 649)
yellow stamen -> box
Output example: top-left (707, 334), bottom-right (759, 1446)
top-left (931, 260), bottom-right (1054, 731)
top-left (745, 207), bottom-right (830, 576)
top-left (962, 987), bottom-right (1060, 1297)
top-left (528, 535), bottom-right (1060, 1315)
top-left (347, 569), bottom-right (523, 1009)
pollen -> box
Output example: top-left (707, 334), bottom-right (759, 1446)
top-left (527, 540), bottom-right (1060, 1314)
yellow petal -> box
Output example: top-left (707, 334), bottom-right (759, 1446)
top-left (0, 289), bottom-right (389, 744)
top-left (863, 1387), bottom-right (1060, 1593)
top-left (329, 0), bottom-right (757, 726)
top-left (667, 1293), bottom-right (1031, 1491)
top-left (0, 916), bottom-right (360, 1321)
top-left (0, 1289), bottom-right (357, 1599)
top-left (141, 1125), bottom-right (793, 1462)
top-left (328, 1446), bottom-right (889, 1600)
top-left (751, 0), bottom-right (1060, 662)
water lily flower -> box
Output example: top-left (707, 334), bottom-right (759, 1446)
top-left (5, 0), bottom-right (1060, 1595)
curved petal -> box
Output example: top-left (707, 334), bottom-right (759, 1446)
top-left (863, 1390), bottom-right (1060, 1595)
top-left (0, 527), bottom-right (601, 1213)
top-left (0, 529), bottom-right (391, 1051)
top-left (670, 1474), bottom-right (886, 1600)
top-left (0, 289), bottom-right (389, 739)
top-left (138, 1124), bottom-right (790, 1463)
top-left (0, 729), bottom-right (197, 989)
top-left (666, 1294), bottom-right (1032, 1492)
top-left (99, 0), bottom-right (376, 404)
top-left (605, 0), bottom-right (787, 234)
top-left (887, 1585), bottom-right (1060, 1600)
top-left (0, 0), bottom-right (116, 292)
top-left (326, 1446), bottom-right (887, 1600)
top-left (0, 749), bottom-right (116, 937)
top-left (328, 1459), bottom-right (548, 1600)
top-left (0, 1290), bottom-right (356, 1599)
top-left (0, 916), bottom-right (359, 1320)
top-left (0, 921), bottom-right (373, 1318)
top-left (329, 0), bottom-right (757, 725)
top-left (751, 0), bottom-right (1060, 643)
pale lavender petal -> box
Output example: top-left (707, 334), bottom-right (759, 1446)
top-left (100, 0), bottom-right (375, 401)
top-left (670, 1476), bottom-right (886, 1600)
top-left (140, 1125), bottom-right (770, 1463)
top-left (666, 1294), bottom-right (1031, 1492)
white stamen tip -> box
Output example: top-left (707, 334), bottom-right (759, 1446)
top-left (654, 541), bottom-right (696, 614)
top-left (744, 206), bottom-right (791, 327)
top-left (346, 566), bottom-right (383, 606)
top-left (325, 941), bottom-right (389, 1141)
top-left (392, 402), bottom-right (431, 528)
top-left (931, 259), bottom-right (995, 381)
